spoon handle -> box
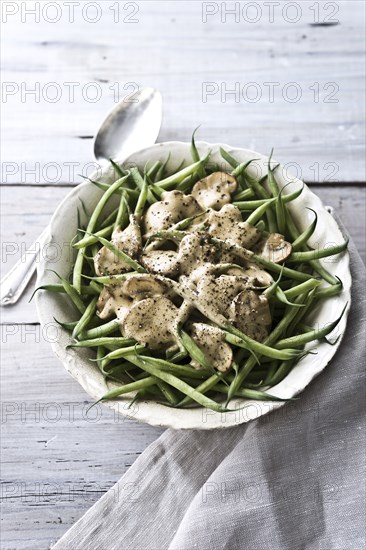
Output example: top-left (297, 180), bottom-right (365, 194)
top-left (0, 229), bottom-right (48, 306)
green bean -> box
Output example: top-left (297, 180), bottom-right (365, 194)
top-left (155, 155), bottom-right (210, 190)
top-left (137, 355), bottom-right (210, 379)
top-left (173, 173), bottom-right (201, 194)
top-left (227, 293), bottom-right (308, 396)
top-left (234, 199), bottom-right (267, 210)
top-left (219, 147), bottom-right (240, 169)
top-left (81, 273), bottom-right (137, 285)
top-left (179, 329), bottom-right (214, 370)
top-left (114, 191), bottom-right (129, 231)
top-left (309, 260), bottom-right (339, 286)
top-left (191, 127), bottom-right (206, 178)
top-left (255, 220), bottom-right (266, 232)
top-left (251, 255), bottom-right (314, 282)
top-left (72, 297), bottom-right (98, 339)
top-left (123, 354), bottom-right (228, 412)
top-left (263, 360), bottom-right (279, 385)
top-left (89, 280), bottom-right (103, 294)
top-left (178, 373), bottom-right (222, 407)
top-left (234, 186), bottom-right (303, 211)
top-left (155, 154), bottom-right (171, 181)
top-left (134, 177), bottom-right (148, 218)
top-left (283, 278), bottom-right (321, 299)
top-left (244, 168), bottom-right (270, 200)
top-left (96, 345), bottom-right (108, 377)
top-left (147, 230), bottom-right (186, 245)
top-left (47, 271), bottom-right (86, 314)
top-left (147, 160), bottom-right (163, 181)
top-left (240, 163), bottom-right (278, 232)
top-left (224, 331), bottom-right (301, 361)
top-left (90, 235), bottom-right (146, 273)
top-left (74, 225), bottom-right (114, 249)
top-left (100, 207), bottom-right (119, 229)
top-left (233, 188), bottom-right (255, 201)
top-left (98, 377), bottom-right (157, 402)
top-left (314, 281), bottom-right (343, 299)
top-left (285, 209), bottom-right (339, 285)
top-left (288, 240), bottom-right (348, 263)
top-left (287, 288), bottom-right (317, 332)
top-left (275, 191), bottom-right (287, 236)
top-left (213, 383), bottom-right (290, 402)
top-left (155, 380), bottom-right (180, 405)
top-left (231, 158), bottom-right (260, 178)
top-left (30, 283), bottom-right (99, 302)
top-left (109, 158), bottom-right (125, 178)
top-left (69, 337), bottom-right (135, 348)
top-left (275, 287), bottom-right (306, 308)
top-left (246, 198), bottom-right (276, 225)
top-left (100, 345), bottom-right (146, 364)
top-left (224, 348), bottom-right (247, 406)
top-left (85, 177), bottom-right (138, 198)
top-left (291, 209), bottom-right (318, 251)
top-left (263, 359), bottom-right (295, 387)
top-left (166, 349), bottom-right (189, 362)
top-left (54, 318), bottom-right (78, 331)
top-left (266, 152), bottom-right (287, 235)
top-left (129, 166), bottom-right (157, 204)
top-left (173, 211), bottom-right (207, 231)
top-left (73, 174), bottom-right (130, 292)
top-left (263, 268), bottom-right (283, 299)
top-left (82, 319), bottom-right (120, 339)
top-left (275, 304), bottom-right (346, 349)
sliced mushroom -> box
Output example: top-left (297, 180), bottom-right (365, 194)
top-left (97, 286), bottom-right (132, 323)
top-left (188, 322), bottom-right (233, 372)
top-left (142, 190), bottom-right (202, 235)
top-left (94, 215), bottom-right (142, 276)
top-left (206, 204), bottom-right (262, 248)
top-left (122, 273), bottom-right (168, 299)
top-left (195, 271), bottom-right (256, 317)
top-left (228, 290), bottom-right (271, 342)
top-left (122, 296), bottom-right (179, 351)
top-left (226, 263), bottom-right (273, 287)
top-left (191, 172), bottom-right (237, 211)
top-left (96, 287), bottom-right (115, 320)
top-left (140, 250), bottom-right (180, 277)
top-left (254, 233), bottom-right (292, 264)
top-left (177, 233), bottom-right (221, 274)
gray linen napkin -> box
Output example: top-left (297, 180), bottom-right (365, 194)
top-left (53, 224), bottom-right (365, 550)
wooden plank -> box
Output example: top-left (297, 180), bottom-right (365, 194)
top-left (1, 184), bottom-right (364, 324)
top-left (1, 1), bottom-right (365, 184)
top-left (0, 335), bottom-right (164, 550)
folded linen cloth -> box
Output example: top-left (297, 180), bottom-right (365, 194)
top-left (53, 223), bottom-right (365, 550)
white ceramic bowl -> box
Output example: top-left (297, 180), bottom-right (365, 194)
top-left (36, 142), bottom-right (351, 430)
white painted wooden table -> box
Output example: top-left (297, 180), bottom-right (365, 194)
top-left (1, 2), bottom-right (365, 548)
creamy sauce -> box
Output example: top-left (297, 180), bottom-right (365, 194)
top-left (94, 171), bottom-right (292, 369)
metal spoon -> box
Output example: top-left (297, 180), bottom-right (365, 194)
top-left (0, 87), bottom-right (163, 306)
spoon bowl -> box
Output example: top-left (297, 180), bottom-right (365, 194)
top-left (94, 87), bottom-right (163, 162)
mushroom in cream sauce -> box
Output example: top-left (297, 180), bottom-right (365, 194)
top-left (143, 190), bottom-right (202, 235)
top-left (191, 172), bottom-right (237, 210)
top-left (205, 204), bottom-right (262, 249)
top-left (93, 170), bottom-right (292, 368)
top-left (140, 250), bottom-right (180, 277)
top-left (123, 296), bottom-right (179, 351)
top-left (254, 232), bottom-right (292, 263)
top-left (97, 286), bottom-right (132, 323)
top-left (188, 322), bottom-right (233, 372)
top-left (228, 290), bottom-right (272, 342)
top-left (94, 215), bottom-right (142, 276)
